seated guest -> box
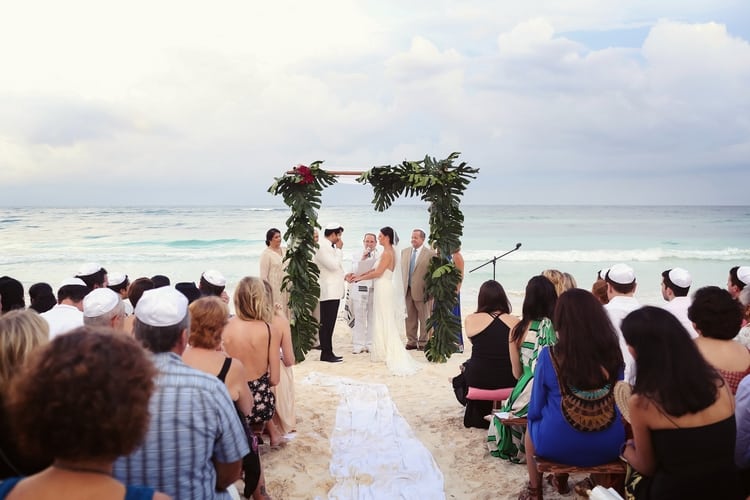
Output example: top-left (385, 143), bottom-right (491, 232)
top-left (122, 277), bottom-right (155, 335)
top-left (728, 266), bottom-right (750, 300)
top-left (451, 280), bottom-right (519, 429)
top-left (489, 275), bottom-right (557, 462)
top-left (0, 310), bottom-right (50, 479)
top-left (183, 296), bottom-right (267, 500)
top-left (620, 307), bottom-right (742, 499)
top-left (176, 281), bottom-right (202, 305)
top-left (150, 274), bottom-right (170, 288)
top-left (200, 270), bottom-right (228, 302)
top-left (40, 278), bottom-right (88, 338)
top-left (75, 263), bottom-right (108, 289)
top-left (520, 289), bottom-right (625, 499)
top-left (28, 283), bottom-right (56, 314)
top-left (735, 375), bottom-right (750, 495)
top-left (107, 272), bottom-right (132, 315)
top-left (83, 288), bottom-right (126, 332)
top-left (659, 267), bottom-right (697, 338)
top-left (113, 287), bottom-right (248, 499)
top-left (0, 276), bottom-right (25, 313)
top-left (734, 287), bottom-right (750, 348)
top-left (1, 327), bottom-right (169, 499)
top-left (688, 286), bottom-right (749, 394)
top-left (541, 269), bottom-right (566, 296)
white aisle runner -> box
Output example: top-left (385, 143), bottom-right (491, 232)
top-left (304, 373), bottom-right (445, 500)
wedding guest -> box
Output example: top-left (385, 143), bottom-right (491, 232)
top-left (735, 287), bottom-right (750, 348)
top-left (401, 228), bottom-right (435, 350)
top-left (123, 277), bottom-right (154, 335)
top-left (264, 281), bottom-right (296, 436)
top-left (0, 309), bottom-right (50, 479)
top-left (659, 267), bottom-right (697, 338)
top-left (184, 296), bottom-right (267, 500)
top-left (114, 287), bottom-right (248, 499)
top-left (541, 269), bottom-right (566, 296)
top-left (519, 289), bottom-right (624, 499)
top-left (75, 263), bottom-right (108, 289)
top-left (452, 248), bottom-right (465, 352)
top-left (489, 275), bottom-right (557, 463)
top-left (40, 278), bottom-right (88, 338)
top-left (688, 286), bottom-right (749, 394)
top-left (107, 272), bottom-right (132, 315)
top-left (591, 277), bottom-right (609, 305)
top-left (0, 276), bottom-right (25, 313)
top-left (150, 274), bottom-right (170, 288)
top-left (223, 277), bottom-right (286, 448)
top-left (728, 266), bottom-right (750, 300)
top-left (451, 280), bottom-right (518, 429)
top-left (82, 288), bottom-right (126, 332)
top-left (2, 327), bottom-right (169, 499)
top-left (603, 263), bottom-right (640, 382)
top-left (562, 272), bottom-right (577, 291)
top-left (620, 306), bottom-right (742, 499)
top-left (176, 281), bottom-right (202, 305)
top-left (200, 269), bottom-right (229, 304)
top-left (28, 282), bottom-right (56, 314)
top-left (260, 227), bottom-right (290, 319)
top-left (735, 375), bottom-right (750, 493)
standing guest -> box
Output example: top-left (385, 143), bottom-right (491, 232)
top-left (591, 270), bottom-right (610, 305)
top-left (114, 287), bottom-right (248, 499)
top-left (735, 287), bottom-right (750, 348)
top-left (0, 277), bottom-right (25, 313)
top-left (541, 269), bottom-right (566, 296)
top-left (82, 288), bottom-right (126, 332)
top-left (260, 227), bottom-right (290, 320)
top-left (200, 270), bottom-right (229, 304)
top-left (728, 266), bottom-right (750, 300)
top-left (223, 277), bottom-right (286, 448)
top-left (1, 328), bottom-right (169, 500)
top-left (107, 272), bottom-right (132, 315)
top-left (183, 297), bottom-right (268, 500)
top-left (401, 228), bottom-right (436, 350)
top-left (40, 278), bottom-right (88, 338)
top-left (150, 274), bottom-right (170, 289)
top-left (489, 275), bottom-right (558, 463)
top-left (620, 307), bottom-right (742, 499)
top-left (603, 263), bottom-right (640, 383)
top-left (312, 223), bottom-right (346, 362)
top-left (123, 277), bottom-right (155, 335)
top-left (659, 267), bottom-right (697, 338)
top-left (347, 232), bottom-right (378, 354)
top-left (175, 281), bottom-right (202, 305)
top-left (562, 272), bottom-right (577, 291)
top-left (0, 310), bottom-right (50, 479)
top-left (75, 263), bottom-right (108, 289)
top-left (519, 289), bottom-right (625, 499)
top-left (451, 280), bottom-right (519, 429)
top-left (452, 248), bottom-right (465, 353)
top-left (28, 282), bottom-right (56, 314)
top-left (688, 286), bottom-right (749, 394)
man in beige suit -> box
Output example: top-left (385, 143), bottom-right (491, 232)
top-left (401, 228), bottom-right (436, 350)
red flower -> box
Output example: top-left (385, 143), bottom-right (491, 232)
top-left (295, 165), bottom-right (315, 185)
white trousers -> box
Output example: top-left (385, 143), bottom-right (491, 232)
top-left (351, 285), bottom-right (374, 350)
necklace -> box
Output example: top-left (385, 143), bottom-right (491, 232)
top-left (53, 463), bottom-right (112, 476)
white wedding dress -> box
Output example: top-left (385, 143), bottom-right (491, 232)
top-left (370, 258), bottom-right (419, 376)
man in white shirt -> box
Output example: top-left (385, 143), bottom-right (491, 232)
top-left (313, 223), bottom-right (346, 362)
top-left (41, 278), bottom-right (88, 338)
top-left (660, 267), bottom-right (697, 338)
top-left (603, 263), bottom-right (640, 383)
top-left (347, 233), bottom-right (378, 354)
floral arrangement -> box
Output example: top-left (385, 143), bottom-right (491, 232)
top-left (268, 162), bottom-right (337, 362)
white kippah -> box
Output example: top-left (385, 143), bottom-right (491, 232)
top-left (202, 269), bottom-right (226, 287)
top-left (738, 266), bottom-right (750, 286)
top-left (108, 272), bottom-right (127, 287)
top-left (83, 288), bottom-right (120, 317)
top-left (668, 268), bottom-right (692, 288)
top-left (606, 263), bottom-right (636, 285)
top-left (59, 277), bottom-right (87, 288)
top-left (77, 262), bottom-right (102, 276)
top-left (324, 222), bottom-right (343, 231)
top-left (135, 287), bottom-right (188, 327)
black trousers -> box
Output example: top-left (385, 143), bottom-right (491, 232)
top-left (319, 299), bottom-right (340, 356)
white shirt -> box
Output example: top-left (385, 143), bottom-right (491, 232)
top-left (661, 296), bottom-right (697, 338)
top-left (604, 295), bottom-right (640, 384)
top-left (41, 303), bottom-right (84, 338)
top-left (351, 248), bottom-right (378, 288)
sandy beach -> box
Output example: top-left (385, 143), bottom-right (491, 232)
top-left (253, 319), bottom-right (576, 500)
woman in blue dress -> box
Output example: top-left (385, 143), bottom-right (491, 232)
top-left (519, 288), bottom-right (625, 499)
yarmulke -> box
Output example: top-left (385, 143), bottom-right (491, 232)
top-left (324, 222), bottom-right (343, 231)
top-left (83, 288), bottom-right (120, 317)
top-left (202, 270), bottom-right (226, 287)
top-left (135, 287), bottom-right (188, 327)
top-left (738, 266), bottom-right (750, 286)
top-left (108, 272), bottom-right (128, 287)
top-left (77, 262), bottom-right (102, 276)
top-left (59, 277), bottom-right (87, 288)
top-left (606, 263), bottom-right (635, 285)
top-left (668, 268), bottom-right (692, 289)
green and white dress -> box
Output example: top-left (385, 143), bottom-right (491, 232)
top-left (487, 318), bottom-right (556, 463)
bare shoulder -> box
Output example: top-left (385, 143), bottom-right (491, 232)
top-left (465, 312), bottom-right (491, 333)
top-left (500, 313), bottom-right (520, 328)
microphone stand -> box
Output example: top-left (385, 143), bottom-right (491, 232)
top-left (469, 243), bottom-right (522, 281)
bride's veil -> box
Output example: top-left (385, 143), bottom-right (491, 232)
top-left (391, 231), bottom-right (408, 338)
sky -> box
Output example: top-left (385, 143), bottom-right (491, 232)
top-left (1, 0), bottom-right (749, 207)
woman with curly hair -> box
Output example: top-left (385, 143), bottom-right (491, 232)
top-left (0, 327), bottom-right (168, 499)
top-left (620, 306), bottom-right (742, 499)
top-left (223, 277), bottom-right (285, 448)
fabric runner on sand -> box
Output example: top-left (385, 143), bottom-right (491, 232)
top-left (304, 372), bottom-right (445, 500)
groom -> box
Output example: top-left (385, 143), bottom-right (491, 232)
top-left (401, 228), bottom-right (435, 350)
top-left (313, 222), bottom-right (346, 362)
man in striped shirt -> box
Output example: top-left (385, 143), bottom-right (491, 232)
top-left (113, 287), bottom-right (248, 499)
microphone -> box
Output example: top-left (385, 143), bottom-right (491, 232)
top-left (515, 243), bottom-right (522, 249)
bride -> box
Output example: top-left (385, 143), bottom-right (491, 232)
top-left (354, 226), bottom-right (419, 376)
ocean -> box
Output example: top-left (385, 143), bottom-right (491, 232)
top-left (1, 205), bottom-right (748, 313)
